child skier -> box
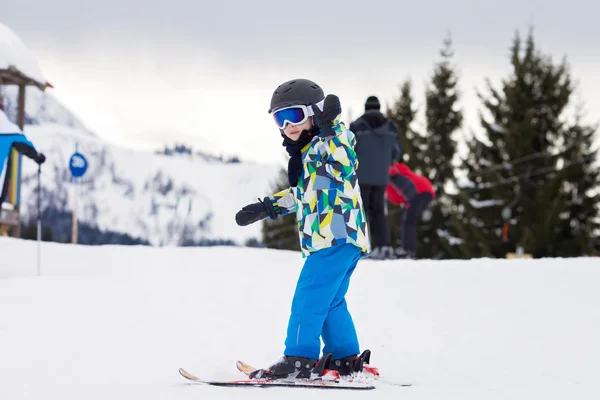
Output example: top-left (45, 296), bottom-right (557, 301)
top-left (386, 162), bottom-right (435, 259)
top-left (234, 78), bottom-right (371, 380)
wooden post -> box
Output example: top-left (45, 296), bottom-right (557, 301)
top-left (17, 84), bottom-right (25, 129)
top-left (0, 77), bottom-right (4, 236)
top-left (12, 84), bottom-right (26, 238)
top-left (72, 180), bottom-right (78, 244)
top-left (0, 76), bottom-right (4, 110)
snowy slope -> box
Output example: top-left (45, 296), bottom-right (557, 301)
top-left (1, 237), bottom-right (599, 400)
top-left (16, 124), bottom-right (280, 246)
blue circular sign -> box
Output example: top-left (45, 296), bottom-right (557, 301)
top-left (69, 152), bottom-right (88, 178)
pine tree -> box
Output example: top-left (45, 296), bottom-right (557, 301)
top-left (553, 105), bottom-right (600, 256)
top-left (261, 166), bottom-right (300, 251)
top-left (385, 79), bottom-right (426, 248)
top-left (386, 79), bottom-right (425, 169)
top-left (424, 35), bottom-right (463, 187)
top-left (417, 35), bottom-right (464, 259)
top-left (450, 29), bottom-right (599, 258)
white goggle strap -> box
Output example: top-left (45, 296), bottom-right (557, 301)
top-left (306, 99), bottom-right (325, 116)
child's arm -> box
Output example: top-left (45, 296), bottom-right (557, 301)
top-left (311, 95), bottom-right (358, 182)
top-left (235, 189), bottom-right (296, 226)
top-left (320, 120), bottom-right (358, 182)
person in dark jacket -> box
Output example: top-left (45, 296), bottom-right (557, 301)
top-left (350, 96), bottom-right (400, 260)
top-left (386, 163), bottom-right (435, 259)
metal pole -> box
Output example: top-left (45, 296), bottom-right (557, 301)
top-left (71, 143), bottom-right (78, 245)
top-left (14, 84), bottom-right (26, 238)
top-left (72, 177), bottom-right (78, 244)
top-left (37, 163), bottom-right (41, 276)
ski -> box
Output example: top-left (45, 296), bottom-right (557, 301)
top-left (235, 360), bottom-right (411, 387)
top-left (180, 349), bottom-right (410, 390)
top-left (179, 367), bottom-right (376, 390)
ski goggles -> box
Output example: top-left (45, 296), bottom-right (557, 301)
top-left (271, 99), bottom-right (324, 129)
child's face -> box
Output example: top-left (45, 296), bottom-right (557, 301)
top-left (282, 117), bottom-right (313, 142)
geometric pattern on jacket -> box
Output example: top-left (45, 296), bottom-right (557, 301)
top-left (270, 119), bottom-right (371, 258)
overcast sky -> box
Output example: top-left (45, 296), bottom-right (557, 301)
top-left (4, 0), bottom-right (600, 166)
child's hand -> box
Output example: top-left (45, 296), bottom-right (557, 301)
top-left (235, 197), bottom-right (279, 226)
top-left (312, 94), bottom-right (341, 137)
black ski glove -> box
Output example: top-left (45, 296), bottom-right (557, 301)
top-left (235, 197), bottom-right (279, 226)
top-left (35, 152), bottom-right (46, 165)
top-left (311, 94), bottom-right (341, 137)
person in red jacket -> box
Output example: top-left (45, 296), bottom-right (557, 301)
top-left (386, 163), bottom-right (435, 259)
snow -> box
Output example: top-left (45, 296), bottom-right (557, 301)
top-left (1, 237), bottom-right (599, 400)
top-left (470, 217), bottom-right (486, 227)
top-left (1, 86), bottom-right (90, 133)
top-left (0, 108), bottom-right (22, 134)
top-left (478, 158), bottom-right (492, 167)
top-left (0, 23), bottom-right (46, 87)
top-left (437, 229), bottom-right (464, 245)
top-left (469, 198), bottom-right (505, 208)
top-left (16, 123), bottom-right (280, 246)
top-left (455, 175), bottom-right (475, 189)
top-left (490, 124), bottom-right (505, 134)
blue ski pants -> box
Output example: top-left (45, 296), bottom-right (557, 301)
top-left (284, 243), bottom-right (362, 360)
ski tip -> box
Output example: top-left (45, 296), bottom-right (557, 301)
top-left (236, 360), bottom-right (256, 374)
top-left (179, 367), bottom-right (201, 382)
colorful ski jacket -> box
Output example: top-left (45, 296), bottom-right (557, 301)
top-left (270, 119), bottom-right (371, 258)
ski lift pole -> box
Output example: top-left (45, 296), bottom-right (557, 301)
top-left (37, 162), bottom-right (41, 276)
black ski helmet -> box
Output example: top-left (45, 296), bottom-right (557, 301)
top-left (268, 78), bottom-right (325, 114)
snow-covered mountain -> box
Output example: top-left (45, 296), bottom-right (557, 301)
top-left (2, 88), bottom-right (282, 246)
top-left (1, 86), bottom-right (90, 134)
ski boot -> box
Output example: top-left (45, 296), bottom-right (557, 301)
top-left (328, 349), bottom-right (379, 377)
top-left (369, 247), bottom-right (385, 260)
top-left (311, 353), bottom-right (340, 381)
top-left (249, 353), bottom-right (338, 381)
top-left (248, 355), bottom-right (318, 380)
top-left (359, 349), bottom-right (380, 377)
top-left (394, 247), bottom-right (416, 259)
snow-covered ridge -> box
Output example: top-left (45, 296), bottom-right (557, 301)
top-left (17, 123), bottom-right (280, 246)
